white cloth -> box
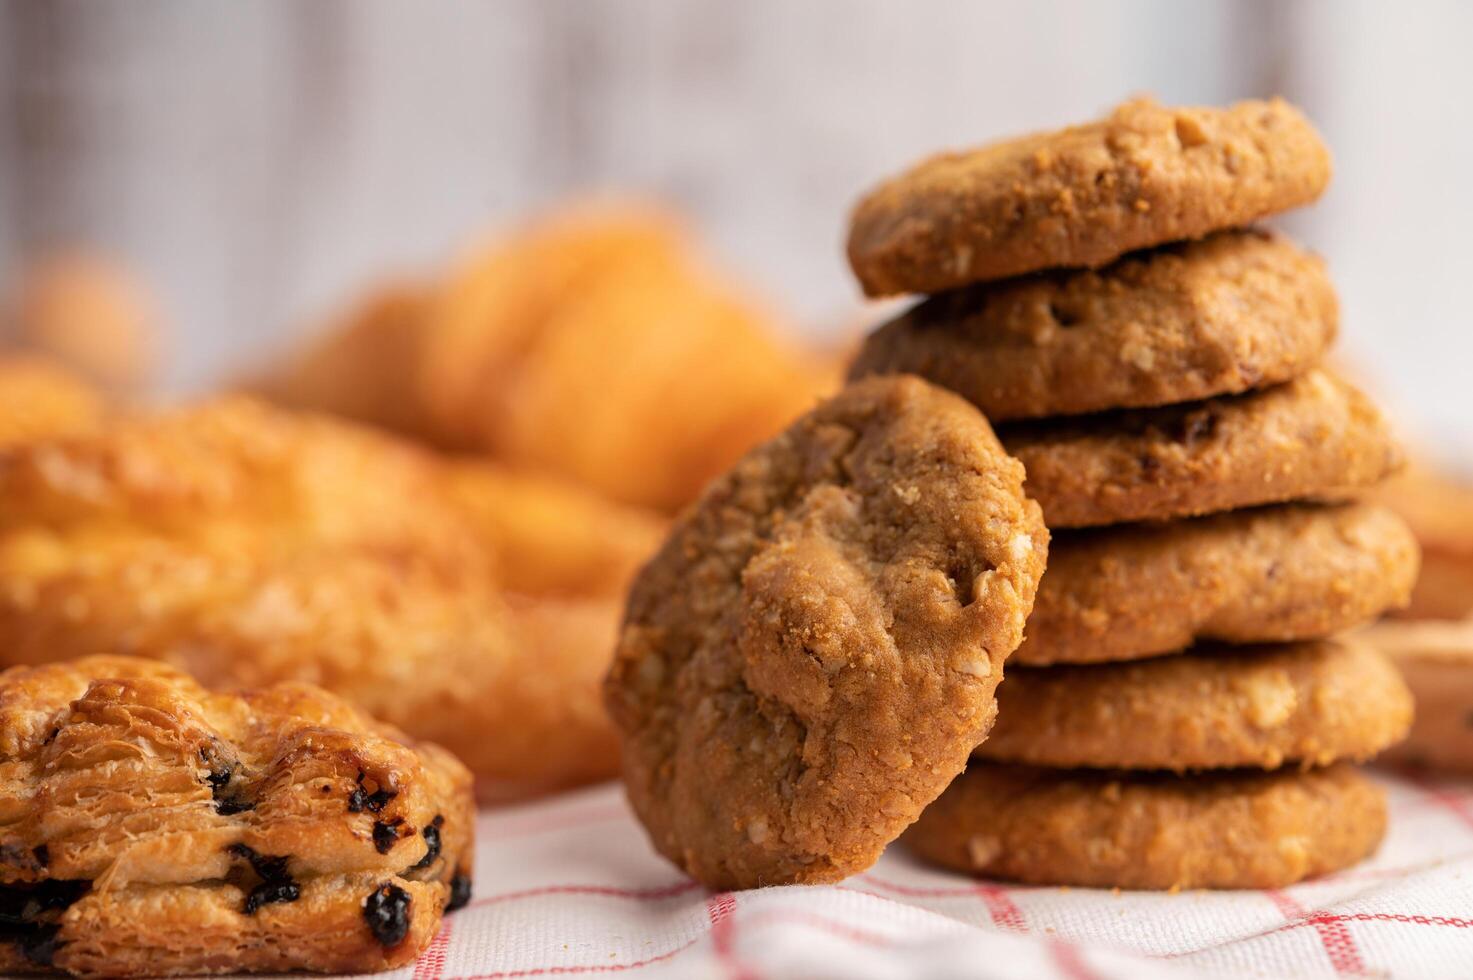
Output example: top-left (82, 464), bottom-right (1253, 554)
top-left (370, 769), bottom-right (1473, 980)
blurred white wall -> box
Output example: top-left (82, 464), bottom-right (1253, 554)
top-left (0, 0), bottom-right (1468, 454)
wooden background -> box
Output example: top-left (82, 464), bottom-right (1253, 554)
top-left (0, 0), bottom-right (1468, 452)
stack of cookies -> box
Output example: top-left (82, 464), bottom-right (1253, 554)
top-left (845, 98), bottom-right (1420, 890)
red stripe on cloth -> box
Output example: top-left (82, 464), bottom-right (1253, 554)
top-left (412, 919), bottom-right (454, 980)
top-left (973, 883), bottom-right (1029, 933)
top-left (467, 881), bottom-right (698, 908)
top-left (1048, 939), bottom-right (1100, 980)
top-left (1266, 890), bottom-right (1366, 975)
top-left (707, 892), bottom-right (760, 980)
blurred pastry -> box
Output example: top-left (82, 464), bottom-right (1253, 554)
top-left (443, 462), bottom-right (663, 598)
top-left (0, 397), bottom-right (624, 800)
top-left (0, 356), bottom-right (105, 446)
top-left (0, 655), bottom-right (472, 976)
top-left (261, 283), bottom-right (433, 440)
top-left (269, 204), bottom-right (835, 511)
top-left (6, 253), bottom-right (158, 393)
top-left (1373, 459), bottom-right (1473, 621)
top-left (1364, 617), bottom-right (1473, 773)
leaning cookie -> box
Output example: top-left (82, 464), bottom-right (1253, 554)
top-left (905, 762), bottom-right (1384, 890)
top-left (976, 639), bottom-right (1412, 771)
top-left (0, 656), bottom-right (473, 978)
top-left (848, 97), bottom-right (1330, 296)
top-left (1002, 371), bottom-right (1403, 528)
top-left (850, 231), bottom-right (1336, 420)
top-left (605, 376), bottom-right (1048, 889)
top-left (1017, 502), bottom-right (1418, 666)
top-left (1362, 618), bottom-right (1473, 775)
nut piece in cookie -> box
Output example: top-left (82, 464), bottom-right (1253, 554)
top-left (1017, 502), bottom-right (1419, 666)
top-left (605, 376), bottom-right (1048, 889)
top-left (1001, 371), bottom-right (1404, 528)
top-left (848, 96), bottom-right (1331, 295)
top-left (0, 656), bottom-right (473, 977)
top-left (976, 638), bottom-right (1413, 771)
top-left (905, 762), bottom-right (1385, 890)
top-left (849, 230), bottom-right (1337, 420)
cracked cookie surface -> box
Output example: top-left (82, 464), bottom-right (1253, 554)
top-left (605, 376), bottom-right (1047, 889)
top-left (906, 762), bottom-right (1385, 889)
top-left (1017, 502), bottom-right (1418, 665)
top-left (849, 230), bottom-right (1335, 420)
top-left (1001, 371), bottom-right (1402, 528)
top-left (0, 656), bottom-right (473, 977)
top-left (976, 638), bottom-right (1412, 771)
top-left (848, 97), bottom-right (1330, 296)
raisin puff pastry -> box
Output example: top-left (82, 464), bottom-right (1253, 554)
top-left (0, 656), bottom-right (473, 977)
top-left (0, 397), bottom-right (618, 799)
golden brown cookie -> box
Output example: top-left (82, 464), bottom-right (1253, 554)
top-left (0, 398), bottom-right (622, 799)
top-left (605, 376), bottom-right (1048, 889)
top-left (1017, 502), bottom-right (1418, 666)
top-left (1003, 371), bottom-right (1403, 528)
top-left (0, 656), bottom-right (473, 977)
top-left (0, 357), bottom-right (105, 447)
top-left (1362, 618), bottom-right (1473, 774)
top-left (848, 97), bottom-right (1331, 296)
top-left (976, 639), bottom-right (1412, 771)
top-left (905, 762), bottom-right (1385, 890)
top-left (1373, 461), bottom-right (1473, 621)
top-left (849, 230), bottom-right (1336, 420)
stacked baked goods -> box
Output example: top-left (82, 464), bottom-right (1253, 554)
top-left (845, 98), bottom-right (1420, 889)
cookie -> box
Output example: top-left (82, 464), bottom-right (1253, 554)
top-left (976, 639), bottom-right (1412, 771)
top-left (0, 398), bottom-right (623, 799)
top-left (1002, 371), bottom-right (1403, 528)
top-left (847, 97), bottom-right (1331, 296)
top-left (0, 656), bottom-right (473, 977)
top-left (605, 375), bottom-right (1048, 889)
top-left (1374, 461), bottom-right (1473, 620)
top-left (848, 230), bottom-right (1336, 420)
top-left (1362, 618), bottom-right (1473, 774)
top-left (1017, 502), bottom-right (1418, 666)
top-left (0, 358), bottom-right (104, 447)
top-left (905, 762), bottom-right (1384, 890)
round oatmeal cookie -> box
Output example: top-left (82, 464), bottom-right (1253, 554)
top-left (0, 656), bottom-right (474, 977)
top-left (848, 230), bottom-right (1336, 420)
top-left (1362, 618), bottom-right (1473, 775)
top-left (904, 762), bottom-right (1385, 890)
top-left (1017, 502), bottom-right (1418, 666)
top-left (976, 638), bottom-right (1412, 771)
top-left (605, 375), bottom-right (1049, 889)
top-left (847, 97), bottom-right (1331, 296)
top-left (1002, 371), bottom-right (1403, 528)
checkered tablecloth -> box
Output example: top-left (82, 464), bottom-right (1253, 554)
top-left (368, 769), bottom-right (1473, 980)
